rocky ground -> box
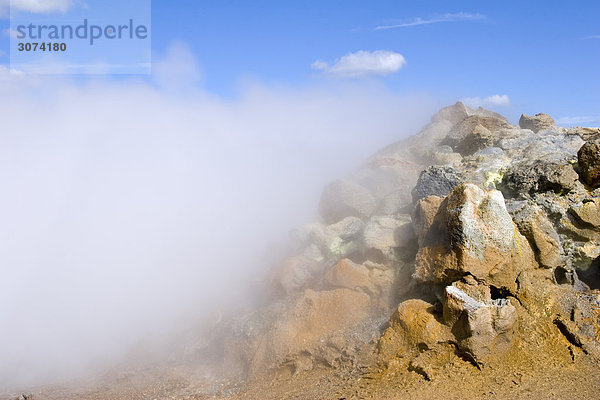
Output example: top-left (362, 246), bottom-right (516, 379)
top-left (5, 103), bottom-right (600, 399)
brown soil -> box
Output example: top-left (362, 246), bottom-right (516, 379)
top-left (4, 340), bottom-right (599, 400)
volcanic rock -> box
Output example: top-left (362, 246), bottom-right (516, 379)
top-left (519, 113), bottom-right (556, 133)
top-left (578, 138), bottom-right (600, 187)
top-left (411, 165), bottom-right (464, 202)
top-left (414, 183), bottom-right (536, 291)
top-left (509, 201), bottom-right (562, 268)
top-left (378, 299), bottom-right (452, 359)
top-left (319, 179), bottom-right (376, 224)
top-left (443, 286), bottom-right (517, 364)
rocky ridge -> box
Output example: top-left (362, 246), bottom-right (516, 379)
top-left (212, 102), bottom-right (600, 388)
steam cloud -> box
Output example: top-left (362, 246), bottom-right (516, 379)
top-left (0, 44), bottom-right (437, 390)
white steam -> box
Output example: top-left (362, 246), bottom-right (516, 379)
top-left (0, 44), bottom-right (437, 390)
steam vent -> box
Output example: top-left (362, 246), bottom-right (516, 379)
top-left (14, 103), bottom-right (600, 399)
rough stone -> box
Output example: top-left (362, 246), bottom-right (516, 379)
top-left (354, 165), bottom-right (417, 214)
top-left (411, 166), bottom-right (464, 203)
top-left (455, 124), bottom-right (496, 156)
top-left (568, 127), bottom-right (600, 141)
top-left (362, 215), bottom-right (413, 263)
top-left (412, 195), bottom-right (444, 247)
top-left (250, 288), bottom-right (372, 374)
top-left (444, 115), bottom-right (511, 149)
top-left (501, 161), bottom-right (578, 198)
top-left (509, 201), bottom-right (562, 268)
top-left (321, 216), bottom-right (365, 260)
top-left (429, 145), bottom-right (463, 166)
top-left (324, 259), bottom-right (373, 293)
top-left (443, 286), bottom-right (518, 364)
top-left (378, 299), bottom-right (451, 359)
top-left (319, 179), bottom-right (377, 224)
top-left (271, 253), bottom-right (326, 296)
top-left (519, 113), bottom-right (556, 133)
top-left (414, 184), bottom-right (536, 291)
top-left (570, 198), bottom-right (600, 228)
top-left (431, 101), bottom-right (470, 125)
top-left (578, 139), bottom-right (600, 187)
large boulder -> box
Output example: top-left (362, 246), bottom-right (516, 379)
top-left (414, 184), bottom-right (536, 291)
top-left (319, 180), bottom-right (376, 224)
top-left (519, 113), bottom-right (556, 133)
top-left (578, 139), bottom-right (600, 187)
top-left (411, 166), bottom-right (464, 203)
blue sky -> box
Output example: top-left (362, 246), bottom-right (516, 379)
top-left (1, 0), bottom-right (599, 124)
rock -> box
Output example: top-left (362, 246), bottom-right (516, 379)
top-left (578, 139), bottom-right (600, 187)
top-left (429, 145), bottom-right (463, 166)
top-left (321, 216), bottom-right (365, 260)
top-left (516, 269), bottom-right (600, 358)
top-left (455, 124), bottom-right (495, 156)
top-left (250, 288), bottom-right (372, 374)
top-left (414, 184), bottom-right (536, 291)
top-left (444, 115), bottom-right (511, 149)
top-left (411, 166), bottom-right (464, 203)
top-left (378, 299), bottom-right (451, 359)
top-left (271, 252), bottom-right (327, 296)
top-left (408, 343), bottom-right (457, 381)
top-left (431, 102), bottom-right (469, 125)
top-left (412, 195), bottom-right (444, 247)
top-left (501, 161), bottom-right (578, 198)
top-left (324, 259), bottom-right (373, 293)
top-left (519, 113), bottom-right (556, 133)
top-left (570, 198), bottom-right (600, 228)
top-left (508, 201), bottom-right (562, 269)
top-left (319, 179), bottom-right (377, 224)
top-left (354, 165), bottom-right (417, 214)
top-left (568, 127), bottom-right (600, 141)
top-left (443, 286), bottom-right (518, 364)
top-left (362, 215), bottom-right (413, 263)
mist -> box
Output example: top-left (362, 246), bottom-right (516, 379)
top-left (0, 44), bottom-right (438, 390)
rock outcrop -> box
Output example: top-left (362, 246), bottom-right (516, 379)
top-left (214, 102), bottom-right (600, 385)
top-left (519, 113), bottom-right (556, 133)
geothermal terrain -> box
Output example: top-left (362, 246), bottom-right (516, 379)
top-left (5, 103), bottom-right (600, 399)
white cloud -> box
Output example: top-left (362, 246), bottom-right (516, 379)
top-left (461, 94), bottom-right (511, 108)
top-left (311, 50), bottom-right (406, 78)
top-left (0, 44), bottom-right (436, 390)
top-left (2, 0), bottom-right (74, 15)
top-left (0, 49), bottom-right (5, 57)
top-left (557, 116), bottom-right (600, 126)
top-left (375, 12), bottom-right (485, 30)
top-left (582, 35), bottom-right (600, 40)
